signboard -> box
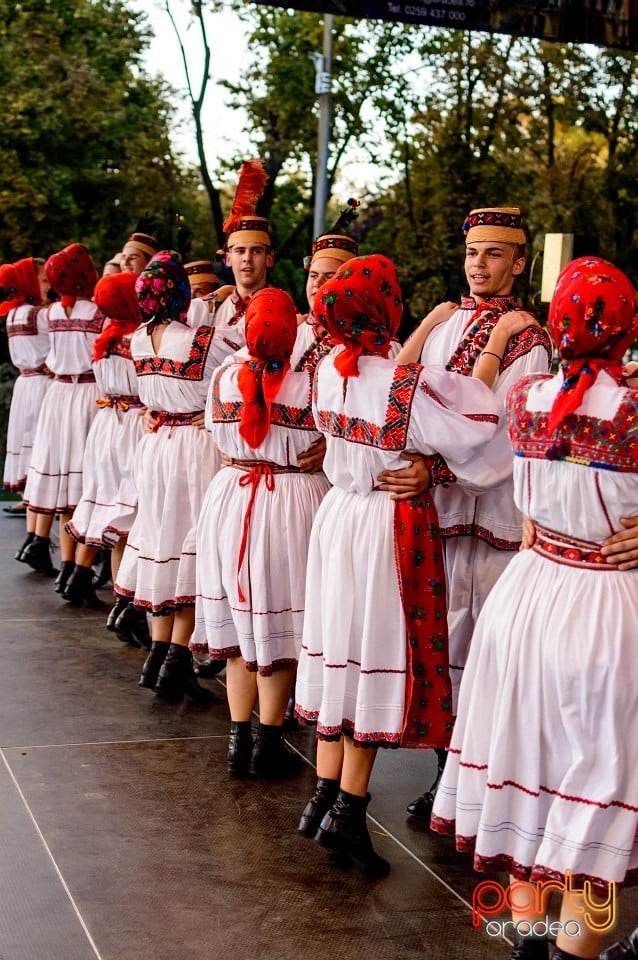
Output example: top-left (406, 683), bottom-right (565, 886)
top-left (254, 1), bottom-right (638, 51)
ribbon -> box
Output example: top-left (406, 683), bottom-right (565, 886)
top-left (236, 464), bottom-right (275, 603)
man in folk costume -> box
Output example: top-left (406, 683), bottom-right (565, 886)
top-left (184, 259), bottom-right (220, 300)
top-left (119, 230), bottom-right (160, 276)
top-left (397, 207), bottom-right (552, 824)
top-left (203, 158), bottom-right (273, 353)
top-left (292, 198), bottom-right (361, 372)
top-left (1, 258), bottom-right (52, 535)
top-left (294, 254), bottom-right (524, 877)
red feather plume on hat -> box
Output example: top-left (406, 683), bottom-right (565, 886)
top-left (223, 159), bottom-right (269, 235)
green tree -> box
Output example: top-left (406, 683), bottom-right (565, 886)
top-left (0, 0), bottom-right (191, 265)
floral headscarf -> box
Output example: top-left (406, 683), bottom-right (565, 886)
top-left (0, 258), bottom-right (41, 316)
top-left (135, 251), bottom-right (191, 328)
top-left (313, 254), bottom-right (402, 377)
top-left (237, 287), bottom-right (297, 448)
top-left (548, 256), bottom-right (638, 433)
top-left (45, 243), bottom-right (98, 309)
top-left (93, 272), bottom-right (141, 361)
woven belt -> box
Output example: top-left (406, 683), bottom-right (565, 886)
top-left (151, 410), bottom-right (203, 432)
top-left (533, 524), bottom-right (618, 570)
top-left (20, 365), bottom-right (48, 378)
top-left (54, 372), bottom-right (96, 384)
top-left (227, 457), bottom-right (301, 475)
top-left (97, 394), bottom-right (143, 411)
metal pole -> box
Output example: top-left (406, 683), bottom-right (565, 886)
top-left (313, 14), bottom-right (333, 238)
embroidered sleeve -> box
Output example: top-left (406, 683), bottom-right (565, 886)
top-left (426, 454), bottom-right (457, 487)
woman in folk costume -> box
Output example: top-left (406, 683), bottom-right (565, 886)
top-left (0, 257), bottom-right (52, 541)
top-left (63, 272), bottom-right (146, 620)
top-left (22, 244), bottom-right (103, 585)
top-left (192, 288), bottom-right (331, 777)
top-left (115, 252), bottom-right (230, 702)
top-left (431, 257), bottom-right (638, 960)
top-left (294, 254), bottom-right (518, 877)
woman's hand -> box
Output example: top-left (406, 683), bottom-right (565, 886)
top-left (297, 436), bottom-right (326, 474)
top-left (601, 516), bottom-right (638, 570)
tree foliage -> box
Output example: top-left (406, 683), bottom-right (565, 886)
top-left (0, 0), bottom-right (196, 266)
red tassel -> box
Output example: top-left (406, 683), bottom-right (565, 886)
top-left (223, 159), bottom-right (269, 235)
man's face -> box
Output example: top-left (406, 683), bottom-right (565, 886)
top-left (120, 244), bottom-right (150, 276)
top-left (306, 255), bottom-right (344, 311)
top-left (464, 241), bottom-right (525, 299)
top-left (190, 281), bottom-right (218, 300)
top-left (226, 243), bottom-right (273, 293)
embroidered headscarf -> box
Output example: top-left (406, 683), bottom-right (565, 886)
top-left (135, 251), bottom-right (191, 329)
top-left (237, 287), bottom-right (297, 448)
top-left (0, 258), bottom-right (41, 316)
top-left (313, 254), bottom-right (403, 378)
top-left (547, 256), bottom-right (638, 433)
top-left (92, 272), bottom-right (141, 361)
top-left (45, 243), bottom-right (98, 309)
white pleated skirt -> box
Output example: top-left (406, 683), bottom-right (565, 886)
top-left (432, 547), bottom-right (638, 892)
top-left (192, 466), bottom-right (330, 674)
top-left (3, 373), bottom-right (51, 490)
top-left (294, 486), bottom-right (408, 747)
top-left (23, 379), bottom-right (99, 514)
top-left (66, 405), bottom-right (145, 548)
top-left (443, 536), bottom-right (513, 711)
top-left (115, 424), bottom-right (220, 614)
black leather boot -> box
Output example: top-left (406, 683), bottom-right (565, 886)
top-left (62, 564), bottom-right (104, 608)
top-left (298, 777), bottom-right (340, 838)
top-left (599, 929), bottom-right (638, 960)
top-left (316, 790), bottom-right (391, 878)
top-left (228, 720), bottom-right (254, 777)
top-left (22, 535), bottom-right (58, 576)
top-left (15, 532), bottom-right (35, 563)
top-left (54, 560), bottom-right (75, 593)
top-left (249, 723), bottom-right (302, 778)
top-left (154, 644), bottom-right (216, 703)
top-left (106, 596), bottom-right (130, 632)
top-left (92, 549), bottom-right (112, 589)
top-left (193, 656), bottom-right (227, 678)
top-left (283, 684), bottom-right (299, 731)
top-left (138, 641), bottom-right (170, 689)
top-left (114, 604), bottom-right (151, 649)
top-left (406, 747), bottom-right (447, 823)
top-left (509, 936), bottom-right (550, 959)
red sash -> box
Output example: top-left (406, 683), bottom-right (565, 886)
top-left (394, 493), bottom-right (453, 749)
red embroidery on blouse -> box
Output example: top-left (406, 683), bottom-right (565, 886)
top-left (316, 362), bottom-right (421, 450)
top-left (135, 325), bottom-right (215, 381)
top-left (501, 324), bottom-right (552, 372)
top-left (48, 307), bottom-right (104, 334)
top-left (507, 374), bottom-right (638, 472)
top-left (210, 368), bottom-right (315, 430)
top-left (7, 305), bottom-right (39, 338)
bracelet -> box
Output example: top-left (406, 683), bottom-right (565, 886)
top-left (480, 350), bottom-right (503, 362)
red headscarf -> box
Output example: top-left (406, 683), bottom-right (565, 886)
top-left (0, 258), bottom-right (41, 316)
top-left (313, 254), bottom-right (402, 377)
top-left (92, 272), bottom-right (142, 361)
top-left (45, 243), bottom-right (98, 309)
top-left (548, 256), bottom-right (638, 433)
top-left (237, 287), bottom-right (297, 448)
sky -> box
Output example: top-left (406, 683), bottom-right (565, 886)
top-left (133, 1), bottom-right (393, 198)
top-left (136, 2), bottom-right (250, 173)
